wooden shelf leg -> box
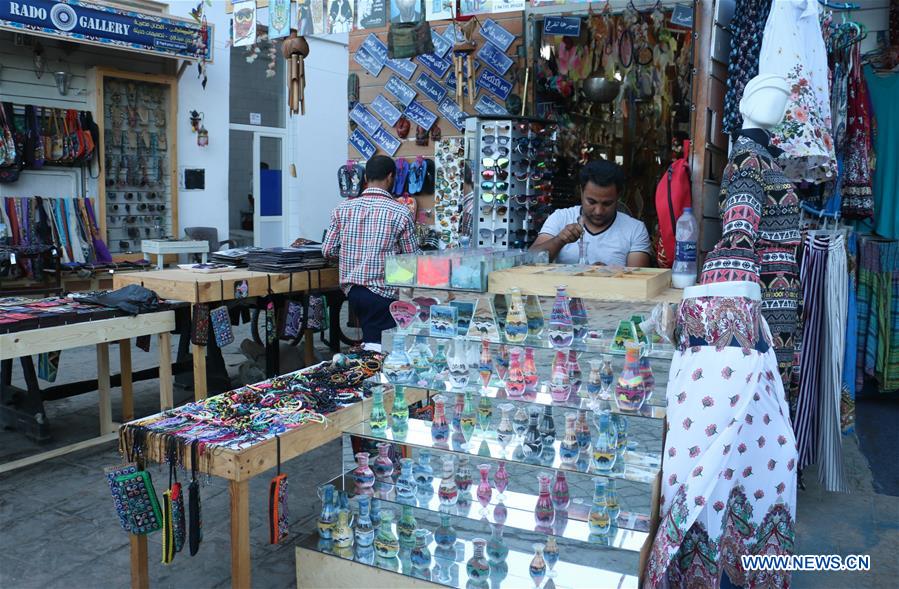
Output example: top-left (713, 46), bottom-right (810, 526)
top-left (119, 339), bottom-right (134, 422)
top-left (129, 534), bottom-right (148, 589)
top-left (192, 342), bottom-right (207, 401)
top-left (303, 328), bottom-right (315, 366)
top-left (97, 342), bottom-right (113, 435)
top-left (158, 332), bottom-right (173, 410)
top-left (229, 479), bottom-right (251, 589)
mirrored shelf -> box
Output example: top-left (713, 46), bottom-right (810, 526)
top-left (346, 420), bottom-right (662, 486)
top-left (298, 509), bottom-right (640, 589)
top-left (384, 328), bottom-right (676, 359)
top-left (369, 378), bottom-right (667, 419)
top-left (332, 474), bottom-right (650, 549)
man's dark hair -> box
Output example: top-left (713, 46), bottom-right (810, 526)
top-left (578, 158), bottom-right (625, 193)
top-left (366, 155), bottom-right (396, 182)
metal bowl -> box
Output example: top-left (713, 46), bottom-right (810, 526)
top-left (583, 77), bottom-right (621, 103)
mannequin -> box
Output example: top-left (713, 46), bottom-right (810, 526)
top-left (646, 75), bottom-right (799, 589)
top-left (684, 74), bottom-right (789, 304)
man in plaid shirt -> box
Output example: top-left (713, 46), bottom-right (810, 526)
top-left (322, 155), bottom-right (420, 344)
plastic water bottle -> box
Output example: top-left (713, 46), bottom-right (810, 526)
top-left (672, 207), bottom-right (698, 288)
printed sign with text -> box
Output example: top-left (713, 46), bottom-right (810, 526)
top-left (480, 18), bottom-right (515, 52)
top-left (349, 129), bottom-right (376, 159)
top-left (371, 127), bottom-right (401, 155)
top-left (543, 16), bottom-right (582, 37)
top-left (416, 52), bottom-right (452, 78)
top-left (438, 97), bottom-right (467, 131)
top-left (403, 100), bottom-right (438, 131)
top-left (416, 72), bottom-right (449, 103)
top-left (353, 46), bottom-right (383, 77)
top-left (386, 57), bottom-right (417, 80)
top-left (475, 69), bottom-right (513, 100)
top-left (349, 103), bottom-right (381, 136)
top-left (385, 75), bottom-right (417, 106)
top-left (371, 94), bottom-right (402, 126)
top-left (476, 41), bottom-right (513, 75)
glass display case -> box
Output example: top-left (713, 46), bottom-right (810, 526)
top-left (385, 249), bottom-right (548, 292)
top-left (96, 69), bottom-right (178, 257)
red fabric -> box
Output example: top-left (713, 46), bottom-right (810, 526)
top-left (654, 140), bottom-right (691, 268)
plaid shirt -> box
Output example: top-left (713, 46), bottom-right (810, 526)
top-left (322, 188), bottom-right (419, 299)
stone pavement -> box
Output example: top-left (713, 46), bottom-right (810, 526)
top-left (1, 323), bottom-right (897, 588)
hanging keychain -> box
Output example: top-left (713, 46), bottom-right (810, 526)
top-left (268, 434), bottom-right (289, 544)
top-left (188, 439), bottom-right (203, 556)
top-left (161, 437), bottom-right (177, 564)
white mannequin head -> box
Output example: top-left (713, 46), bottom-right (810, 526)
top-left (739, 74), bottom-right (790, 130)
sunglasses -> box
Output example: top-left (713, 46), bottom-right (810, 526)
top-left (482, 135), bottom-right (510, 146)
top-left (481, 192), bottom-right (508, 203)
top-left (481, 181), bottom-right (509, 190)
top-left (481, 169), bottom-right (508, 180)
top-left (482, 157), bottom-right (510, 169)
top-left (480, 205), bottom-right (508, 216)
top-left (482, 125), bottom-right (511, 134)
top-left (481, 146), bottom-right (510, 157)
top-left (479, 228), bottom-right (508, 239)
top-left (514, 171), bottom-right (546, 181)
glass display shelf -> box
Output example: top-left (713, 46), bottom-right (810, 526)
top-left (368, 377), bottom-right (667, 419)
top-left (346, 420), bottom-right (662, 486)
top-left (384, 328), bottom-right (676, 359)
top-left (298, 508), bottom-right (640, 589)
top-left (331, 474), bottom-right (650, 548)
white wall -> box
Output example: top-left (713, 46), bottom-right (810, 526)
top-left (165, 1), bottom-right (231, 241)
top-left (286, 35), bottom-right (349, 243)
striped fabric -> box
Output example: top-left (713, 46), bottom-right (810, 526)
top-left (793, 235), bottom-right (828, 470)
top-left (855, 236), bottom-right (899, 392)
top-left (818, 235), bottom-right (848, 492)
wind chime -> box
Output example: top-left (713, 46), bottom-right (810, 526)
top-left (282, 31), bottom-right (309, 115)
top-left (450, 6), bottom-right (478, 109)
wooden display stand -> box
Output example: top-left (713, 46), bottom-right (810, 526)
top-left (113, 267), bottom-right (339, 399)
top-left (488, 264), bottom-right (678, 302)
top-left (95, 68), bottom-right (179, 261)
top-left (126, 386), bottom-right (426, 589)
top-left (0, 310), bottom-right (175, 471)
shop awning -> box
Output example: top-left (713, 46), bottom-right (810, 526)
top-left (0, 0), bottom-right (211, 61)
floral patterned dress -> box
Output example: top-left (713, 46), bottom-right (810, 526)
top-left (758, 0), bottom-right (836, 184)
top-left (722, 0), bottom-right (774, 137)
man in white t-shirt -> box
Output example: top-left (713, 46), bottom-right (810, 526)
top-left (530, 159), bottom-right (652, 267)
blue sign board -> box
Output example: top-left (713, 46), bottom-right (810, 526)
top-left (431, 29), bottom-right (451, 58)
top-left (349, 129), bottom-right (376, 159)
top-left (403, 101), bottom-right (438, 131)
top-left (353, 46), bottom-right (383, 77)
top-left (543, 16), bottom-right (581, 37)
top-left (416, 52), bottom-right (452, 78)
top-left (475, 69), bottom-right (513, 100)
top-left (361, 33), bottom-right (388, 66)
top-left (445, 72), bottom-right (469, 96)
top-left (371, 94), bottom-right (402, 126)
top-left (385, 75), bottom-right (417, 106)
top-left (480, 18), bottom-right (515, 52)
top-left (0, 0), bottom-right (211, 60)
top-left (349, 103), bottom-right (381, 136)
top-left (372, 127), bottom-right (401, 156)
top-left (474, 95), bottom-right (508, 117)
top-left (415, 73), bottom-right (448, 104)
top-left (386, 57), bottom-right (417, 80)
top-left (476, 42), bottom-right (513, 75)
top-left (438, 98), bottom-right (467, 132)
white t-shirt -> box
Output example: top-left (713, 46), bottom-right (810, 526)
top-left (538, 206), bottom-right (651, 266)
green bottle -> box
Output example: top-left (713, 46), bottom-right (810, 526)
top-left (370, 387), bottom-right (388, 431)
top-left (391, 385), bottom-right (409, 436)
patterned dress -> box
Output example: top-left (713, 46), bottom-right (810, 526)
top-left (722, 0), bottom-right (773, 137)
top-left (700, 131), bottom-right (801, 388)
top-left (646, 132), bottom-right (799, 589)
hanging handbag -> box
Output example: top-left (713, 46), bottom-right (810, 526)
top-left (80, 111), bottom-right (98, 161)
top-left (24, 105), bottom-right (44, 169)
top-left (50, 109), bottom-right (65, 162)
top-left (0, 102), bottom-right (16, 167)
top-left (190, 303), bottom-right (210, 345)
top-left (210, 305), bottom-right (235, 347)
top-left (0, 103), bottom-right (24, 183)
top-left (106, 465), bottom-right (163, 535)
top-left (188, 440), bottom-right (203, 556)
top-left (42, 108), bottom-right (54, 162)
top-left (268, 435), bottom-right (289, 545)
top-left (67, 110), bottom-right (83, 163)
top-left (387, 19), bottom-right (434, 59)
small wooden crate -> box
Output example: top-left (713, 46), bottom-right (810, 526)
top-left (488, 264), bottom-right (673, 301)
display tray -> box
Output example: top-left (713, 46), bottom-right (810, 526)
top-left (346, 420), bottom-right (661, 486)
top-left (367, 377), bottom-right (667, 419)
top-left (296, 507), bottom-right (641, 589)
top-left (331, 474), bottom-right (651, 545)
top-left (382, 328), bottom-right (676, 359)
top-left (488, 264), bottom-right (672, 301)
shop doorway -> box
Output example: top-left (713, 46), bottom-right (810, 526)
top-left (227, 129), bottom-right (287, 247)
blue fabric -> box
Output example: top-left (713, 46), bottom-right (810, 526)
top-left (863, 66), bottom-right (899, 239)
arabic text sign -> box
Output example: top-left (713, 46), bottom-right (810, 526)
top-left (403, 100), bottom-right (438, 131)
top-left (543, 16), bottom-right (582, 37)
top-left (349, 129), bottom-right (376, 159)
top-left (371, 127), bottom-right (401, 155)
top-left (415, 73), bottom-right (448, 104)
top-left (349, 103), bottom-right (381, 136)
top-left (480, 18), bottom-right (515, 52)
top-left (438, 98), bottom-right (467, 131)
top-left (475, 69), bottom-right (513, 100)
top-left (371, 94), bottom-right (402, 126)
top-left (416, 52), bottom-right (452, 78)
top-left (385, 75), bottom-right (417, 106)
top-left (476, 41), bottom-right (513, 75)
top-left (474, 94), bottom-right (508, 116)
top-left (386, 57), bottom-right (417, 80)
top-left (353, 46), bottom-right (383, 77)
top-left (361, 33), bottom-right (388, 65)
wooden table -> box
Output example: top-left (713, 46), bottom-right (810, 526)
top-left (0, 309), bottom-right (176, 471)
top-left (126, 385), bottom-right (425, 589)
top-left (113, 267), bottom-right (339, 399)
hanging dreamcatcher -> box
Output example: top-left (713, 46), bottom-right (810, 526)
top-left (448, 3), bottom-right (479, 109)
top-left (190, 1), bottom-right (212, 89)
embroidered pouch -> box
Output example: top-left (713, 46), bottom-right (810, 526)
top-left (210, 305), bottom-right (234, 347)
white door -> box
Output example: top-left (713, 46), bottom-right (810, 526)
top-left (253, 132), bottom-right (288, 247)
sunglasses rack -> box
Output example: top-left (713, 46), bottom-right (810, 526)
top-left (102, 77), bottom-right (172, 254)
top-left (475, 117), bottom-right (558, 250)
